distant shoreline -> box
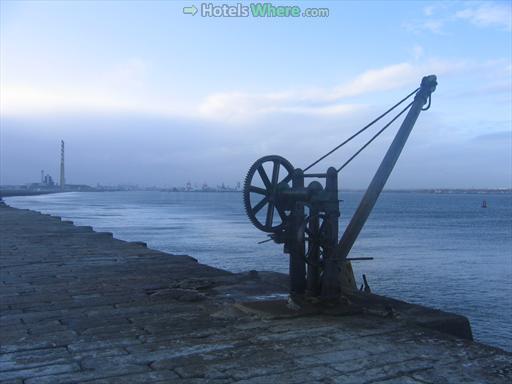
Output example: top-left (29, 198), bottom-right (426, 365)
top-left (0, 190), bottom-right (61, 198)
top-left (371, 189), bottom-right (512, 194)
top-left (154, 189), bottom-right (512, 194)
top-left (1, 188), bottom-right (510, 199)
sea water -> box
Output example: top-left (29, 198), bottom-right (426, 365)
top-left (5, 191), bottom-right (512, 351)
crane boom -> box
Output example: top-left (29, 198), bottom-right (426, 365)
top-left (336, 75), bottom-right (437, 262)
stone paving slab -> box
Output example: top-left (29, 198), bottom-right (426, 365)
top-left (1, 203), bottom-right (511, 383)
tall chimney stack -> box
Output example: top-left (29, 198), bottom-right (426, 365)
top-left (60, 140), bottom-right (65, 190)
top-left (41, 170), bottom-right (44, 184)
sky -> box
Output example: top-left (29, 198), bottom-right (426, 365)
top-left (0, 0), bottom-right (511, 189)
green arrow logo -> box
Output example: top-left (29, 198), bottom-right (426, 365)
top-left (183, 5), bottom-right (198, 16)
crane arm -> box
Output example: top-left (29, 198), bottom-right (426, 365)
top-left (336, 75), bottom-right (437, 261)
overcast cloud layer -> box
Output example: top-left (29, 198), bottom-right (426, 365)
top-left (1, 1), bottom-right (511, 189)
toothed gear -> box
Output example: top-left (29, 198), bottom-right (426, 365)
top-left (300, 213), bottom-right (331, 268)
top-left (243, 155), bottom-right (294, 233)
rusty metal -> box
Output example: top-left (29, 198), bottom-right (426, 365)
top-left (243, 75), bottom-right (437, 300)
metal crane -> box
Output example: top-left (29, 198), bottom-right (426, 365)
top-left (243, 75), bottom-right (437, 301)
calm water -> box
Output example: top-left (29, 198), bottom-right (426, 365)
top-left (5, 191), bottom-right (512, 351)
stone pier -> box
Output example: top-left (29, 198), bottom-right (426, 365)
top-left (0, 204), bottom-right (510, 383)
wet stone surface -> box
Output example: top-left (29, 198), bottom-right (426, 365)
top-left (0, 203), bottom-right (511, 383)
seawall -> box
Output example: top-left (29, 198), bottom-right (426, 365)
top-left (0, 203), bottom-right (510, 383)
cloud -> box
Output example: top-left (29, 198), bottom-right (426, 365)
top-left (423, 5), bottom-right (435, 17)
top-left (473, 130), bottom-right (512, 141)
top-left (424, 19), bottom-right (445, 34)
top-left (403, 17), bottom-right (447, 35)
top-left (1, 86), bottom-right (126, 115)
top-left (408, 2), bottom-right (457, 34)
top-left (456, 2), bottom-right (512, 31)
top-left (197, 91), bottom-right (364, 123)
top-left (412, 45), bottom-right (425, 60)
top-left (0, 84), bottom-right (197, 119)
top-left (0, 56), bottom-right (492, 124)
top-left (103, 58), bottom-right (151, 89)
top-left (197, 58), bottom-right (469, 123)
top-left (405, 1), bottom-right (512, 35)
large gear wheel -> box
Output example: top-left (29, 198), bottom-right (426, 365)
top-left (243, 155), bottom-right (295, 233)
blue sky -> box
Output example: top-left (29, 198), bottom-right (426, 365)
top-left (1, 0), bottom-right (511, 188)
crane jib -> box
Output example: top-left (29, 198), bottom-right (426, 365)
top-left (336, 75), bottom-right (437, 261)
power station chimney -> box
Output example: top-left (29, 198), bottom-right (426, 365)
top-left (60, 140), bottom-right (65, 190)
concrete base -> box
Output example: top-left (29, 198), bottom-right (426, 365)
top-left (347, 291), bottom-right (473, 341)
top-left (235, 292), bottom-right (472, 342)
